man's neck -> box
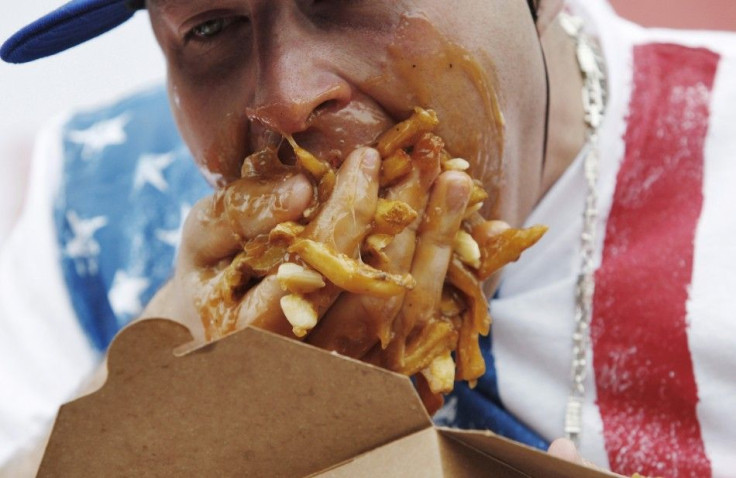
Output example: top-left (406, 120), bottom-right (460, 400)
top-left (539, 18), bottom-right (587, 196)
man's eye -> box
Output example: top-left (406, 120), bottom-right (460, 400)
top-left (191, 18), bottom-right (226, 39)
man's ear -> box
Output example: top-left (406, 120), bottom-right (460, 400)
top-left (535, 0), bottom-right (565, 35)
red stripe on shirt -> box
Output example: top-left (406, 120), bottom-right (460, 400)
top-left (591, 43), bottom-right (719, 476)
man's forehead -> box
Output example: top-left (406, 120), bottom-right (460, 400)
top-left (145, 0), bottom-right (539, 20)
top-left (145, 0), bottom-right (206, 18)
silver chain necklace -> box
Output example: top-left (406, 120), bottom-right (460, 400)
top-left (558, 11), bottom-right (608, 448)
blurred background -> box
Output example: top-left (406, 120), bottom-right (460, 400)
top-left (0, 3), bottom-right (164, 246)
top-left (0, 0), bottom-right (734, 246)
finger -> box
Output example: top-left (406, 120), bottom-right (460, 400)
top-left (306, 291), bottom-right (389, 357)
top-left (236, 147), bottom-right (382, 336)
top-left (181, 173), bottom-right (313, 267)
top-left (548, 438), bottom-right (583, 464)
top-left (397, 170), bottom-right (473, 342)
top-left (236, 275), bottom-right (293, 336)
top-left (223, 174), bottom-right (314, 240)
top-left (307, 162), bottom-right (434, 356)
top-left (548, 438), bottom-right (601, 470)
top-left (379, 159), bottom-right (441, 269)
top-left (302, 146), bottom-right (382, 251)
top-left (311, 170), bottom-right (472, 360)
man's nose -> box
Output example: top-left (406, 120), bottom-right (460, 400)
top-left (246, 24), bottom-right (351, 135)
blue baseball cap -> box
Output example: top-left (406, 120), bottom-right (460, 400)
top-left (1, 0), bottom-right (144, 64)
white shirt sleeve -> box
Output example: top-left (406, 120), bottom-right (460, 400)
top-left (0, 115), bottom-right (100, 468)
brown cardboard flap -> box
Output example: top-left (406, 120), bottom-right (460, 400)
top-left (316, 428), bottom-right (531, 477)
top-left (38, 319), bottom-right (430, 477)
top-left (38, 318), bottom-right (621, 477)
top-left (313, 428), bottom-right (445, 478)
top-left (439, 428), bottom-right (622, 478)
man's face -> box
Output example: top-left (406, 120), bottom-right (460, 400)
top-left (149, 0), bottom-right (547, 224)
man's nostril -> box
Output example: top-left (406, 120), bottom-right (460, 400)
top-left (306, 99), bottom-right (343, 129)
top-left (314, 99), bottom-right (341, 116)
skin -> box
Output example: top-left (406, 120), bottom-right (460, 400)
top-left (7, 2), bottom-right (593, 473)
top-left (143, 0), bottom-right (582, 328)
top-left (140, 0), bottom-right (589, 462)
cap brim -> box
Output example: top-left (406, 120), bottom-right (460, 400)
top-left (1, 0), bottom-right (136, 64)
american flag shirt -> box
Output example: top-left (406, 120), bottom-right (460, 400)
top-left (437, 2), bottom-right (736, 477)
top-left (1, 1), bottom-right (735, 475)
top-left (0, 86), bottom-right (212, 466)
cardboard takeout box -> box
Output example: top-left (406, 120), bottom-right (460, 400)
top-left (38, 319), bottom-right (619, 477)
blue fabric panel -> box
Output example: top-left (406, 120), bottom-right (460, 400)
top-left (54, 85), bottom-right (212, 351)
top-left (434, 333), bottom-right (550, 451)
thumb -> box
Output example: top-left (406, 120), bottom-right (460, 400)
top-left (548, 438), bottom-right (584, 464)
top-left (548, 438), bottom-right (604, 471)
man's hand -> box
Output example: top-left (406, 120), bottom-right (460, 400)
top-left (144, 147), bottom-right (383, 341)
top-left (141, 150), bottom-right (317, 341)
top-left (548, 438), bottom-right (603, 471)
top-left (306, 157), bottom-right (474, 363)
top-left (143, 144), bottom-right (474, 360)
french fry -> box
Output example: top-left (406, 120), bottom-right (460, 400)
top-left (409, 132), bottom-right (444, 179)
top-left (376, 107), bottom-right (439, 157)
top-left (289, 238), bottom-right (416, 298)
top-left (362, 233), bottom-right (394, 268)
top-left (380, 149), bottom-right (413, 187)
top-left (239, 146), bottom-right (290, 179)
top-left (421, 351), bottom-right (456, 395)
top-left (198, 106), bottom-right (548, 415)
top-left (439, 286), bottom-right (466, 318)
top-left (221, 252), bottom-right (254, 301)
top-left (468, 180), bottom-right (489, 207)
top-left (268, 221), bottom-right (305, 244)
top-left (447, 256), bottom-right (491, 335)
top-left (475, 224), bottom-right (548, 280)
top-left (286, 134), bottom-right (331, 180)
top-left (241, 235), bottom-right (289, 275)
top-left (317, 168), bottom-right (336, 203)
top-left (455, 310), bottom-right (486, 384)
top-left (463, 202), bottom-right (484, 220)
top-left (399, 319), bottom-right (458, 376)
top-left (363, 233), bottom-right (394, 254)
top-left (372, 198), bottom-right (418, 236)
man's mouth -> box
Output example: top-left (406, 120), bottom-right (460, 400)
top-left (247, 96), bottom-right (398, 172)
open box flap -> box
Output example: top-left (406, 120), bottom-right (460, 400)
top-left (313, 427), bottom-right (532, 477)
top-left (38, 319), bottom-right (431, 477)
top-left (316, 426), bottom-right (620, 477)
top-left (438, 428), bottom-right (622, 478)
top-left (38, 318), bottom-right (619, 477)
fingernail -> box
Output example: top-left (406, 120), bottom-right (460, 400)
top-left (277, 174), bottom-right (313, 207)
top-left (359, 147), bottom-right (381, 172)
top-left (279, 174), bottom-right (311, 194)
top-left (445, 173), bottom-right (471, 213)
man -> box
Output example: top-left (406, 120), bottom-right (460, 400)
top-left (2, 0), bottom-right (735, 476)
top-left (139, 0), bottom-right (556, 351)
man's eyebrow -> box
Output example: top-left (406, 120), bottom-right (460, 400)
top-left (145, 0), bottom-right (206, 16)
top-left (145, 0), bottom-right (177, 11)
